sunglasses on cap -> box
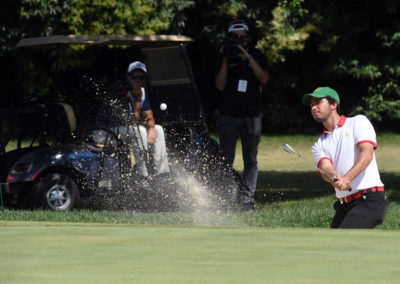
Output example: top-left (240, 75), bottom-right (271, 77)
top-left (128, 74), bottom-right (145, 81)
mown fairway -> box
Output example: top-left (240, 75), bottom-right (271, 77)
top-left (1, 134), bottom-right (400, 283)
top-left (1, 221), bottom-right (400, 284)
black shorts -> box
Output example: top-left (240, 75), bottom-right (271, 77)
top-left (331, 191), bottom-right (389, 229)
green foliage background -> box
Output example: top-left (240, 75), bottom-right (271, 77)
top-left (1, 0), bottom-right (400, 133)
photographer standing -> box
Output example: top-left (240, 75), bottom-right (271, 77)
top-left (215, 19), bottom-right (269, 211)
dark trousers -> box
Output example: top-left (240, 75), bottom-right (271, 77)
top-left (331, 191), bottom-right (389, 229)
top-left (216, 114), bottom-right (262, 205)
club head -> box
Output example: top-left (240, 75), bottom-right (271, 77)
top-left (282, 143), bottom-right (298, 155)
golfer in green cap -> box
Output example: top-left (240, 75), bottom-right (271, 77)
top-left (303, 87), bottom-right (388, 228)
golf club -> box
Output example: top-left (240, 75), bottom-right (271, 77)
top-left (282, 143), bottom-right (338, 182)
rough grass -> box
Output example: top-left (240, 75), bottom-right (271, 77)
top-left (1, 134), bottom-right (399, 229)
top-left (1, 189), bottom-right (399, 229)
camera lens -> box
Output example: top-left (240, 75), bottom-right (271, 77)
top-left (223, 45), bottom-right (240, 58)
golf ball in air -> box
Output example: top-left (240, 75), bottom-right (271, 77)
top-left (160, 103), bottom-right (167, 110)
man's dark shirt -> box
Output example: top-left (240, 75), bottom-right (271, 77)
top-left (97, 84), bottom-right (152, 129)
top-left (216, 48), bottom-right (268, 118)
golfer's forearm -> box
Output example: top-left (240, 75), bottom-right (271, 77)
top-left (343, 145), bottom-right (373, 182)
top-left (318, 159), bottom-right (337, 183)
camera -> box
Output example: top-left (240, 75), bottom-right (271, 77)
top-left (223, 32), bottom-right (249, 68)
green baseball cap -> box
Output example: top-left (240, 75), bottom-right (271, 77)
top-left (302, 87), bottom-right (340, 105)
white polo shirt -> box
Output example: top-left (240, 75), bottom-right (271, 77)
top-left (311, 115), bottom-right (383, 198)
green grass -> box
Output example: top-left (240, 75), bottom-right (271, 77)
top-left (1, 190), bottom-right (399, 229)
top-left (1, 133), bottom-right (400, 229)
top-left (1, 221), bottom-right (400, 284)
top-left (234, 133), bottom-right (400, 173)
top-left (1, 134), bottom-right (400, 283)
top-left (4, 139), bottom-right (41, 151)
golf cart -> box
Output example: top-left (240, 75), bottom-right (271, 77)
top-left (0, 34), bottom-right (240, 211)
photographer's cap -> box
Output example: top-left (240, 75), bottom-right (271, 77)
top-left (228, 19), bottom-right (249, 32)
top-left (302, 87), bottom-right (340, 105)
top-left (127, 61), bottom-right (147, 74)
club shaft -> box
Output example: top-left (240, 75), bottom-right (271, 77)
top-left (297, 155), bottom-right (336, 182)
top-left (282, 144), bottom-right (338, 182)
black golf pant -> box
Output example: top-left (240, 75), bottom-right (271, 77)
top-left (216, 114), bottom-right (261, 205)
top-left (331, 191), bottom-right (389, 229)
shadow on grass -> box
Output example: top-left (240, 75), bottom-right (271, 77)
top-left (381, 173), bottom-right (400, 202)
top-left (255, 171), bottom-right (400, 203)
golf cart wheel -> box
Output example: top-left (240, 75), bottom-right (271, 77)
top-left (31, 173), bottom-right (79, 211)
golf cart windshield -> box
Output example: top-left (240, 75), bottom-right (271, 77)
top-left (15, 34), bottom-right (203, 123)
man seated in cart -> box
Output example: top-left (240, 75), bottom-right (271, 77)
top-left (97, 61), bottom-right (170, 188)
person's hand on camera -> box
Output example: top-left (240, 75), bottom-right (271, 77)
top-left (237, 44), bottom-right (250, 61)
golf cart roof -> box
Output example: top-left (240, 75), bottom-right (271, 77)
top-left (16, 34), bottom-right (194, 48)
